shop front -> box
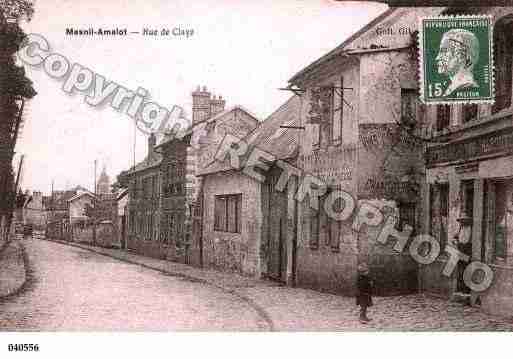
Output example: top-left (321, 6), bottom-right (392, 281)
top-left (423, 111), bottom-right (513, 316)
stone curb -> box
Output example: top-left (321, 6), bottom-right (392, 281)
top-left (0, 241), bottom-right (29, 301)
top-left (43, 237), bottom-right (275, 331)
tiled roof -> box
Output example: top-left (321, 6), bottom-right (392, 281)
top-left (44, 190), bottom-right (77, 210)
top-left (67, 191), bottom-right (95, 203)
top-left (198, 95), bottom-right (301, 176)
top-left (156, 105), bottom-right (260, 150)
top-left (126, 152), bottom-right (162, 175)
top-left (191, 105), bottom-right (260, 131)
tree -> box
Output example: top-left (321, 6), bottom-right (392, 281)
top-left (0, 1), bottom-right (36, 238)
top-left (0, 0), bottom-right (35, 21)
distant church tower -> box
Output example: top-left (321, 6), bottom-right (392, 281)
top-left (96, 166), bottom-right (110, 194)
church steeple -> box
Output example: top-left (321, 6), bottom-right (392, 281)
top-left (96, 165), bottom-right (110, 194)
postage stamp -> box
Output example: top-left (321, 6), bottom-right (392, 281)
top-left (418, 15), bottom-right (494, 105)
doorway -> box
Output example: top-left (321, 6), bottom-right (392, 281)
top-left (456, 180), bottom-right (474, 294)
top-left (266, 177), bottom-right (288, 282)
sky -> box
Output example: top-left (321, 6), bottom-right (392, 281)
top-left (15, 0), bottom-right (388, 194)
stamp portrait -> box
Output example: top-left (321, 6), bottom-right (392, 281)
top-left (418, 15), bottom-right (494, 104)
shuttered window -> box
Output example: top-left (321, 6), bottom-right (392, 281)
top-left (214, 194), bottom-right (241, 233)
top-left (436, 104), bottom-right (450, 131)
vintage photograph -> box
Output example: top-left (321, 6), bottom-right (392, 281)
top-left (1, 0), bottom-right (513, 341)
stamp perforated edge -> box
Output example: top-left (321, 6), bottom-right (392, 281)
top-left (417, 14), bottom-right (495, 106)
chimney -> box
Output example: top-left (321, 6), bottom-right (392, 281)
top-left (148, 133), bottom-right (156, 160)
top-left (210, 94), bottom-right (226, 117)
top-left (192, 85), bottom-right (211, 125)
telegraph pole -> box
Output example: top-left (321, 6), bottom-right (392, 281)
top-left (93, 159), bottom-right (97, 245)
top-left (7, 155), bottom-right (24, 240)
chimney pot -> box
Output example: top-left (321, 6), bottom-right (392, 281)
top-left (202, 86), bottom-right (207, 92)
top-left (148, 133), bottom-right (156, 159)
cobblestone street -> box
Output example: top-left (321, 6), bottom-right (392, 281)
top-left (0, 239), bottom-right (266, 331)
top-left (1, 238), bottom-right (513, 331)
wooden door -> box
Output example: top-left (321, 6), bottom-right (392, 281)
top-left (267, 181), bottom-right (287, 282)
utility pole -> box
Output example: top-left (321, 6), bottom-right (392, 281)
top-left (93, 159), bottom-right (97, 246)
top-left (49, 179), bottom-right (54, 226)
top-left (94, 159), bottom-right (97, 197)
top-left (7, 155), bottom-right (24, 240)
top-left (133, 118), bottom-right (136, 169)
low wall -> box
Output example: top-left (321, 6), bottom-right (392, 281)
top-left (126, 235), bottom-right (171, 260)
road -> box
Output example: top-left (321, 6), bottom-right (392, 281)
top-left (0, 239), bottom-right (266, 331)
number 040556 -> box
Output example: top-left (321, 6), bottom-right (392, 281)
top-left (8, 344), bottom-right (39, 352)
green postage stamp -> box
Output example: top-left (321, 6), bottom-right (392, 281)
top-left (418, 15), bottom-right (494, 105)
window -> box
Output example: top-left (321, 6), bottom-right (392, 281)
top-left (309, 207), bottom-right (320, 250)
top-left (214, 194), bottom-right (242, 233)
top-left (401, 89), bottom-right (418, 126)
top-left (309, 86), bottom-right (334, 149)
top-left (151, 176), bottom-right (158, 198)
top-left (430, 183), bottom-right (449, 249)
top-left (320, 85), bottom-right (334, 147)
top-left (436, 104), bottom-right (450, 131)
top-left (129, 210), bottom-right (135, 234)
top-left (159, 213), bottom-right (168, 242)
top-left (169, 214), bottom-right (175, 241)
top-left (137, 212), bottom-right (142, 236)
top-left (132, 179), bottom-right (138, 199)
top-left (493, 181), bottom-right (511, 260)
top-left (148, 211), bottom-right (154, 240)
top-left (462, 104), bottom-right (478, 123)
top-left (493, 17), bottom-right (513, 114)
top-left (142, 177), bottom-right (152, 199)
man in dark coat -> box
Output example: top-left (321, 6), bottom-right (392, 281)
top-left (356, 263), bottom-right (373, 323)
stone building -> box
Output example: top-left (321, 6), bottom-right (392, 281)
top-left (283, 7), bottom-right (448, 296)
top-left (155, 86), bottom-right (259, 265)
top-left (421, 6), bottom-right (513, 317)
top-left (198, 95), bottom-right (301, 281)
top-left (67, 191), bottom-right (95, 224)
top-left (119, 86), bottom-right (258, 262)
top-left (120, 134), bottom-right (163, 258)
top-left (44, 187), bottom-right (88, 240)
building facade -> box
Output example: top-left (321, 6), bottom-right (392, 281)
top-left (120, 134), bottom-right (163, 258)
top-left (68, 191), bottom-right (95, 224)
top-left (156, 86), bottom-right (259, 265)
top-left (421, 7), bottom-right (513, 317)
top-left (198, 95), bottom-right (301, 281)
top-left (284, 7), bottom-right (447, 296)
